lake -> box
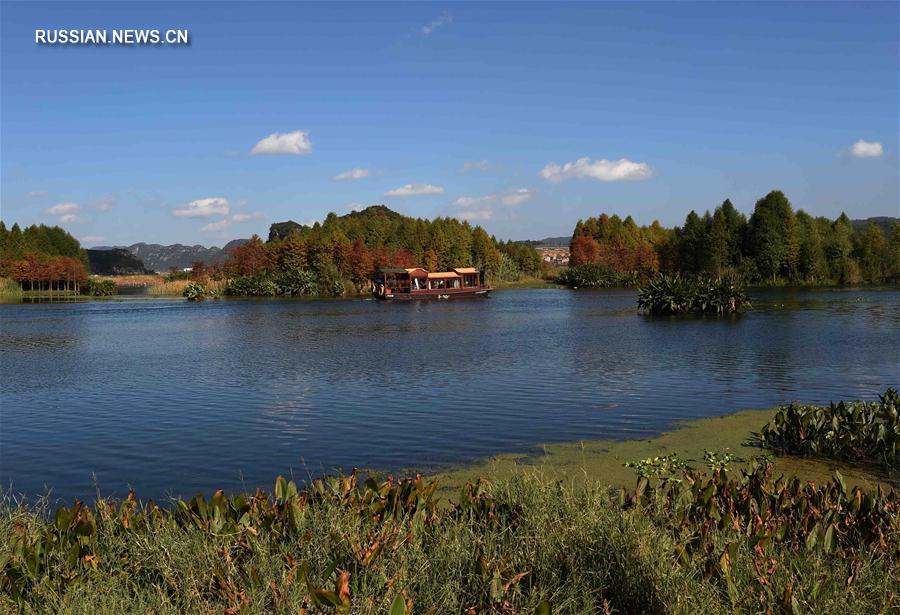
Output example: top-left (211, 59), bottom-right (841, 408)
top-left (1, 287), bottom-right (898, 502)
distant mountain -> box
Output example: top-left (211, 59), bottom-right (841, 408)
top-left (850, 217), bottom-right (898, 235)
top-left (92, 240), bottom-right (248, 272)
top-left (86, 248), bottom-right (152, 275)
top-left (521, 236), bottom-right (571, 247)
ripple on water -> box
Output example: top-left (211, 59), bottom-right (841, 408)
top-left (1, 288), bottom-right (898, 501)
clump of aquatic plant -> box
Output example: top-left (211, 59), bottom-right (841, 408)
top-left (182, 281), bottom-right (218, 301)
top-left (82, 278), bottom-right (117, 296)
top-left (623, 453), bottom-right (690, 480)
top-left (637, 272), bottom-right (750, 314)
top-left (759, 388), bottom-right (899, 471)
top-left (621, 456), bottom-right (898, 609)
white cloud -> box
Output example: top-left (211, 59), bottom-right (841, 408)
top-left (93, 197), bottom-right (114, 211)
top-left (47, 202), bottom-right (79, 216)
top-left (347, 203), bottom-right (367, 212)
top-left (333, 167), bottom-right (371, 181)
top-left (232, 212), bottom-right (265, 223)
top-left (28, 190), bottom-right (48, 198)
top-left (173, 197), bottom-right (230, 218)
top-left (451, 188), bottom-right (533, 222)
top-left (200, 219), bottom-right (231, 234)
top-left (80, 235), bottom-right (105, 243)
top-left (385, 183), bottom-right (444, 197)
top-left (461, 160), bottom-right (491, 173)
top-left (539, 157), bottom-right (653, 183)
top-left (250, 130), bottom-right (313, 155)
top-left (422, 12), bottom-right (452, 36)
top-left (850, 139), bottom-right (884, 158)
top-left (60, 214), bottom-right (78, 223)
top-left (499, 188), bottom-right (532, 206)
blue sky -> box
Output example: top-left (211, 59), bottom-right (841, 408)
top-left (1, 2), bottom-right (897, 246)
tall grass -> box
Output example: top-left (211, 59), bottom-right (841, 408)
top-left (2, 464), bottom-right (895, 614)
top-left (0, 277), bottom-right (22, 298)
top-left (149, 279), bottom-right (228, 297)
top-left (148, 279), bottom-right (191, 296)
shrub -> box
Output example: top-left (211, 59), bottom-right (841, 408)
top-left (637, 273), bottom-right (750, 314)
top-left (758, 388), bottom-right (899, 470)
top-left (555, 263), bottom-right (640, 288)
top-left (82, 279), bottom-right (117, 296)
top-left (225, 269), bottom-right (345, 297)
top-left (182, 281), bottom-right (217, 301)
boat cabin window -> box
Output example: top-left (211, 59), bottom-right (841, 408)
top-left (462, 274), bottom-right (479, 287)
top-left (412, 277), bottom-right (426, 290)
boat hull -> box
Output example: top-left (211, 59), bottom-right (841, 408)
top-left (375, 288), bottom-right (492, 301)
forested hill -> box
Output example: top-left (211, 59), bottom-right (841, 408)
top-left (86, 248), bottom-right (151, 275)
top-left (92, 240), bottom-right (249, 272)
top-left (850, 216), bottom-right (899, 236)
top-left (186, 204), bottom-right (543, 296)
top-left (264, 205), bottom-right (540, 278)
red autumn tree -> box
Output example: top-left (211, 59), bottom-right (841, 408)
top-left (569, 235), bottom-right (600, 266)
top-left (225, 236), bottom-right (271, 277)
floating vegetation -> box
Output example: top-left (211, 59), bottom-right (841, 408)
top-left (637, 273), bottom-right (751, 314)
top-left (759, 388), bottom-right (899, 471)
top-left (182, 281), bottom-right (219, 301)
top-left (82, 279), bottom-right (117, 296)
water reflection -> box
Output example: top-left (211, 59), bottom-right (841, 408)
top-left (1, 288), bottom-right (897, 502)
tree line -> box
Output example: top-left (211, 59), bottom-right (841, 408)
top-left (0, 222), bottom-right (90, 292)
top-left (569, 190), bottom-right (899, 285)
top-left (200, 205), bottom-right (543, 296)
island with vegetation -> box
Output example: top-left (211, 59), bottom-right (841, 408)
top-left (2, 389), bottom-right (896, 613)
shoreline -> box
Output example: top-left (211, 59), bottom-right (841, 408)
top-left (429, 406), bottom-right (895, 497)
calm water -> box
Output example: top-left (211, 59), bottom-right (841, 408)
top-left (1, 288), bottom-right (898, 502)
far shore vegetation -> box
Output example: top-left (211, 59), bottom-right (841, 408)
top-left (2, 190), bottom-right (897, 303)
top-left (561, 190), bottom-right (899, 290)
top-left (2, 391), bottom-right (898, 613)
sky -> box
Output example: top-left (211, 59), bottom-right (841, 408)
top-left (1, 1), bottom-right (898, 247)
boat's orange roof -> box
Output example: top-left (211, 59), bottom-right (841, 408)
top-left (427, 271), bottom-right (462, 279)
top-left (453, 267), bottom-right (479, 274)
top-left (404, 268), bottom-right (428, 276)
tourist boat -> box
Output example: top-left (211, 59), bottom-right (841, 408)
top-left (371, 267), bottom-right (492, 300)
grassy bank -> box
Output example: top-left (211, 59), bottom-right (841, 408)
top-left (2, 397), bottom-right (898, 613)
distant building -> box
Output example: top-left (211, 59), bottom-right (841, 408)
top-left (536, 246), bottom-right (569, 266)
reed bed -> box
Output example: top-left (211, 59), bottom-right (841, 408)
top-left (93, 275), bottom-right (164, 287)
top-left (148, 279), bottom-right (191, 296)
top-left (149, 278), bottom-right (228, 297)
top-left (0, 277), bottom-right (23, 298)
